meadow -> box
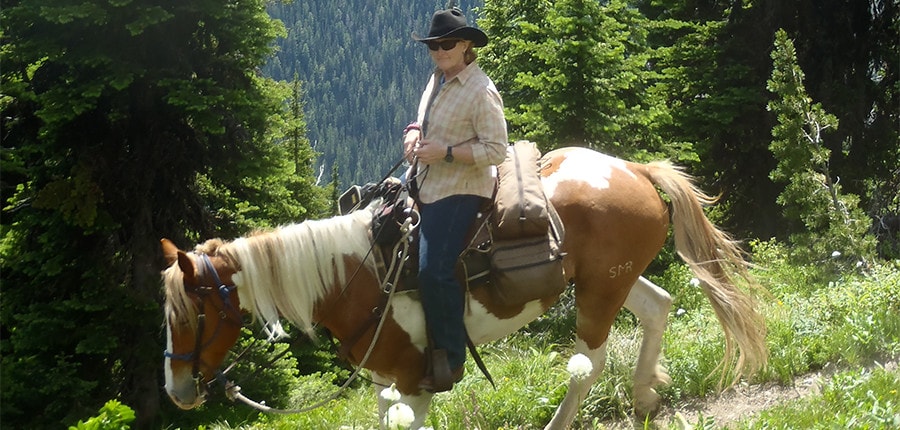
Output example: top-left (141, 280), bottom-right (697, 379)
top-left (195, 240), bottom-right (899, 429)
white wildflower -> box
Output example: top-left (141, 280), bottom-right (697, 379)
top-left (674, 412), bottom-right (694, 430)
top-left (676, 308), bottom-right (686, 317)
top-left (380, 383), bottom-right (402, 403)
top-left (384, 402), bottom-right (415, 429)
top-left (689, 277), bottom-right (701, 287)
top-left (567, 353), bottom-right (593, 380)
top-left (831, 250), bottom-right (842, 258)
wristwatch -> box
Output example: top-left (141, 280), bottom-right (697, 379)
top-left (444, 145), bottom-right (454, 163)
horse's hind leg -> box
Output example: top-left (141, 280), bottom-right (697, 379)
top-left (623, 276), bottom-right (673, 419)
top-left (545, 276), bottom-right (671, 429)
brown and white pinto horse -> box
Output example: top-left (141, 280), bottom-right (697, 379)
top-left (161, 147), bottom-right (767, 429)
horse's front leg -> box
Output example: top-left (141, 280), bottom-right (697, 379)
top-left (371, 372), bottom-right (434, 429)
top-left (372, 373), bottom-right (394, 427)
top-left (544, 338), bottom-right (609, 430)
top-left (544, 263), bottom-right (636, 430)
top-left (623, 276), bottom-right (673, 419)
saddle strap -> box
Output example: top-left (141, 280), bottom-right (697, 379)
top-left (466, 336), bottom-right (496, 389)
top-left (338, 288), bottom-right (392, 362)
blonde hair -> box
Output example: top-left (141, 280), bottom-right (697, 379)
top-left (464, 42), bottom-right (478, 64)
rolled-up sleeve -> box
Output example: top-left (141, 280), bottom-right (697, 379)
top-left (471, 82), bottom-right (508, 167)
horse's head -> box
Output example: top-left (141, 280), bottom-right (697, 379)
top-left (160, 238), bottom-right (243, 409)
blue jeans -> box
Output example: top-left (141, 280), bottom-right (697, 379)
top-left (417, 194), bottom-right (482, 369)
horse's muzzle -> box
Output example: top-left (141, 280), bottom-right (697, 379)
top-left (165, 378), bottom-right (208, 410)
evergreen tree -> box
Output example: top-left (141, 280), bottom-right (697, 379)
top-left (479, 0), bottom-right (675, 160)
top-left (1, 0), bottom-right (326, 427)
top-left (650, 0), bottom-right (899, 241)
top-left (767, 29), bottom-right (875, 270)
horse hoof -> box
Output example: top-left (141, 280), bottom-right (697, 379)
top-left (634, 403), bottom-right (662, 422)
top-left (634, 391), bottom-right (660, 422)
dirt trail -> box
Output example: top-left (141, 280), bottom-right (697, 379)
top-left (601, 359), bottom-right (898, 429)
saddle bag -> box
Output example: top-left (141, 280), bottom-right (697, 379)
top-left (492, 140), bottom-right (551, 240)
top-left (487, 203), bottom-right (566, 307)
top-left (460, 203), bottom-right (567, 308)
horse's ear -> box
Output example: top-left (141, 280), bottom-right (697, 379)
top-left (161, 238), bottom-right (196, 278)
top-left (161, 238), bottom-right (180, 266)
top-left (176, 251), bottom-right (196, 278)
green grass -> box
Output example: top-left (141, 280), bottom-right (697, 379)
top-left (198, 246), bottom-right (899, 430)
top-left (422, 343), bottom-right (566, 429)
top-left (734, 364), bottom-right (900, 430)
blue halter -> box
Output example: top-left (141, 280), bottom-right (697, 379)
top-left (164, 254), bottom-right (240, 376)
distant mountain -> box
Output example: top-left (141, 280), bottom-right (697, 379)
top-left (264, 1), bottom-right (484, 189)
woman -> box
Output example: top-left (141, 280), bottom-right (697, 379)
top-left (403, 7), bottom-right (508, 393)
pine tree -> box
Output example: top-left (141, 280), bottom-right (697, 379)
top-left (766, 29), bottom-right (875, 271)
top-left (478, 0), bottom-right (672, 160)
top-left (1, 0), bottom-right (326, 427)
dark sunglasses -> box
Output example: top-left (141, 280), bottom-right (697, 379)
top-left (426, 39), bottom-right (462, 51)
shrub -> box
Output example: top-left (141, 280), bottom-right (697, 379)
top-left (69, 400), bottom-right (135, 430)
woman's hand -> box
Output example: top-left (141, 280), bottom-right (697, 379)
top-left (413, 139), bottom-right (447, 165)
top-left (403, 130), bottom-right (421, 163)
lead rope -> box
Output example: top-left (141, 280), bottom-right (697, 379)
top-left (224, 215), bottom-right (417, 414)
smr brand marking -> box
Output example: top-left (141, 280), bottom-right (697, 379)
top-left (609, 261), bottom-right (633, 278)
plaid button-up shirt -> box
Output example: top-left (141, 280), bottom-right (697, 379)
top-left (413, 62), bottom-right (508, 204)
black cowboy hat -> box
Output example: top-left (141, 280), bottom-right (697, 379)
top-left (412, 8), bottom-right (488, 47)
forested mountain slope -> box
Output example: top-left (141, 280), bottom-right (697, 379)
top-left (264, 1), bottom-right (482, 188)
top-left (264, 0), bottom-right (897, 244)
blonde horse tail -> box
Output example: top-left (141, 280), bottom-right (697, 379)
top-left (645, 160), bottom-right (767, 386)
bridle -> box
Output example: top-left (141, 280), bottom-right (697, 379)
top-left (164, 192), bottom-right (419, 414)
top-left (164, 253), bottom-right (242, 393)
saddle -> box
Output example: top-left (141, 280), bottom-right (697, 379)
top-left (338, 172), bottom-right (566, 308)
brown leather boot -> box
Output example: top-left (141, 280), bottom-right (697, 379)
top-left (418, 349), bottom-right (464, 393)
top-left (419, 366), bottom-right (464, 393)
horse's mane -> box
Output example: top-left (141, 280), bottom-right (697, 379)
top-left (163, 259), bottom-right (196, 330)
top-left (218, 207), bottom-right (375, 337)
top-left (163, 206), bottom-right (376, 337)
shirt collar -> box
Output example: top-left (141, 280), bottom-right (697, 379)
top-left (438, 61), bottom-right (479, 86)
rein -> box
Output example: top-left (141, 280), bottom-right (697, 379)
top-left (222, 211), bottom-right (419, 414)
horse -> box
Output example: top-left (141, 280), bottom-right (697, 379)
top-left (161, 146), bottom-right (767, 429)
